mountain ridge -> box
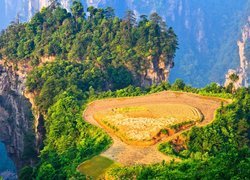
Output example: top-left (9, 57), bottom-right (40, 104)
top-left (0, 0), bottom-right (250, 86)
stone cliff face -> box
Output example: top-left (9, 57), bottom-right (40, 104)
top-left (0, 64), bottom-right (35, 170)
top-left (238, 18), bottom-right (250, 87)
top-left (141, 55), bottom-right (174, 86)
top-left (225, 17), bottom-right (250, 88)
top-left (0, 60), bottom-right (47, 172)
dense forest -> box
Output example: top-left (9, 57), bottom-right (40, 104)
top-left (0, 1), bottom-right (249, 179)
top-left (0, 0), bottom-right (177, 87)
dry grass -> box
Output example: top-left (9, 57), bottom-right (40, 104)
top-left (93, 104), bottom-right (203, 144)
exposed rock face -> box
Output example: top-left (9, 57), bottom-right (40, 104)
top-left (0, 57), bottom-right (55, 173)
top-left (224, 69), bottom-right (241, 89)
top-left (238, 18), bottom-right (250, 87)
top-left (0, 64), bottom-right (35, 170)
top-left (224, 17), bottom-right (250, 88)
top-left (142, 55), bottom-right (174, 86)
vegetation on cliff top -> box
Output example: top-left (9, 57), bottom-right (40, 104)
top-left (20, 56), bottom-right (249, 179)
top-left (0, 0), bottom-right (177, 87)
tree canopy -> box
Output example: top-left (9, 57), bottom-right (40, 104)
top-left (0, 2), bottom-right (178, 87)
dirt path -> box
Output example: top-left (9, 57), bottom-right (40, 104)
top-left (83, 91), bottom-right (230, 165)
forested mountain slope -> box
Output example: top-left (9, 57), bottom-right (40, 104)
top-left (0, 2), bottom-right (177, 87)
top-left (1, 0), bottom-right (250, 86)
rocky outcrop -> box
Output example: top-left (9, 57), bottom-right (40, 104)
top-left (236, 18), bottom-right (250, 87)
top-left (224, 17), bottom-right (250, 88)
top-left (0, 64), bottom-right (35, 170)
top-left (0, 56), bottom-right (56, 172)
top-left (141, 55), bottom-right (174, 86)
top-left (224, 69), bottom-right (241, 89)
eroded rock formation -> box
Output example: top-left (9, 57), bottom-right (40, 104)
top-left (0, 59), bottom-right (50, 172)
top-left (142, 55), bottom-right (174, 86)
top-left (0, 64), bottom-right (35, 170)
top-left (225, 17), bottom-right (250, 88)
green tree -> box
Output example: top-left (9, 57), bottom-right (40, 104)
top-left (150, 12), bottom-right (166, 31)
top-left (202, 82), bottom-right (222, 93)
top-left (124, 10), bottom-right (136, 27)
top-left (229, 73), bottom-right (239, 82)
top-left (71, 0), bottom-right (85, 19)
top-left (19, 166), bottom-right (34, 180)
top-left (37, 163), bottom-right (56, 180)
top-left (87, 6), bottom-right (97, 19)
top-left (172, 79), bottom-right (185, 90)
top-left (104, 7), bottom-right (115, 19)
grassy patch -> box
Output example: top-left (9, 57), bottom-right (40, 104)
top-left (78, 156), bottom-right (119, 179)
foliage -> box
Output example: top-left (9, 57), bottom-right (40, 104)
top-left (19, 166), bottom-right (34, 180)
top-left (158, 142), bottom-right (176, 157)
top-left (229, 73), bottom-right (239, 82)
top-left (78, 156), bottom-right (117, 179)
top-left (22, 60), bottom-right (247, 178)
top-left (198, 82), bottom-right (232, 98)
top-left (108, 88), bottom-right (250, 178)
top-left (23, 55), bottom-right (236, 178)
top-left (159, 88), bottom-right (249, 159)
top-left (23, 60), bottom-right (115, 179)
top-left (19, 92), bottom-right (111, 179)
top-left (108, 148), bottom-right (250, 179)
top-left (0, 2), bottom-right (177, 88)
top-left (171, 79), bottom-right (185, 91)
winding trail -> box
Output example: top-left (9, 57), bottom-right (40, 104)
top-left (83, 91), bottom-right (230, 165)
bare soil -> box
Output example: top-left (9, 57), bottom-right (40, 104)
top-left (83, 91), bottom-right (230, 165)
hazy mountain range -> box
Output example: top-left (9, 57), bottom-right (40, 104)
top-left (1, 0), bottom-right (250, 87)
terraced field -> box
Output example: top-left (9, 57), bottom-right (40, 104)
top-left (94, 104), bottom-right (203, 145)
top-left (82, 91), bottom-right (230, 167)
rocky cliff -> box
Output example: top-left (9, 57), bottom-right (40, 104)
top-left (0, 60), bottom-right (46, 173)
top-left (0, 65), bottom-right (33, 170)
top-left (142, 55), bottom-right (174, 86)
top-left (225, 17), bottom-right (250, 88)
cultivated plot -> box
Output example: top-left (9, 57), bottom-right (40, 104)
top-left (94, 104), bottom-right (203, 145)
top-left (83, 91), bottom-right (230, 166)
